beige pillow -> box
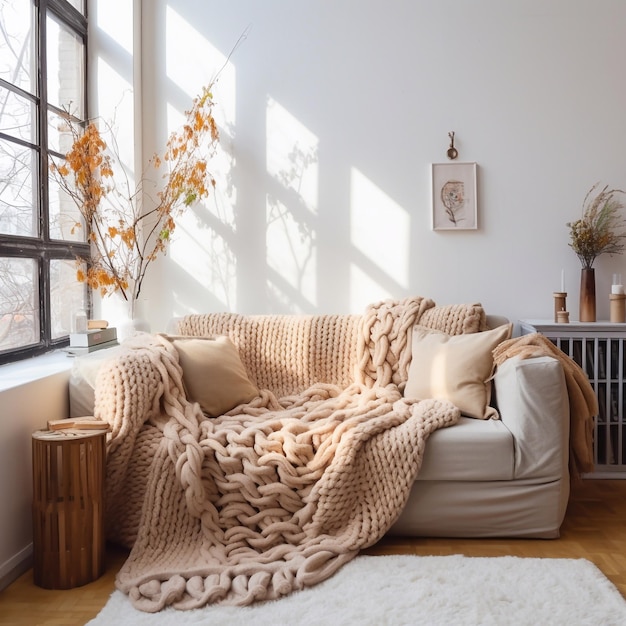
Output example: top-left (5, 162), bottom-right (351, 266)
top-left (163, 334), bottom-right (258, 417)
top-left (405, 323), bottom-right (513, 419)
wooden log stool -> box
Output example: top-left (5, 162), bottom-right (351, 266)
top-left (31, 429), bottom-right (106, 589)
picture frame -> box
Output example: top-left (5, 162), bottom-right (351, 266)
top-left (431, 162), bottom-right (478, 231)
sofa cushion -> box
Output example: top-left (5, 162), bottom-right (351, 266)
top-left (164, 334), bottom-right (259, 417)
top-left (417, 416), bottom-right (514, 481)
top-left (405, 323), bottom-right (513, 419)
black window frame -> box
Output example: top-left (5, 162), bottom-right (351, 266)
top-left (0, 0), bottom-right (90, 365)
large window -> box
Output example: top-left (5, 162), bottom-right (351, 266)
top-left (0, 0), bottom-right (89, 364)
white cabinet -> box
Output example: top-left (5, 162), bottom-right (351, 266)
top-left (520, 320), bottom-right (626, 478)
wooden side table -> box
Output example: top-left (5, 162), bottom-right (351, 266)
top-left (31, 429), bottom-right (107, 589)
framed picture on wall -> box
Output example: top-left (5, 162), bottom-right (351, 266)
top-left (431, 162), bottom-right (478, 231)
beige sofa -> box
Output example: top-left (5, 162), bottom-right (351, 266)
top-left (69, 301), bottom-right (571, 544)
top-left (391, 353), bottom-right (569, 538)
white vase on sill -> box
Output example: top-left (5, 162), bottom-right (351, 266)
top-left (117, 297), bottom-right (151, 342)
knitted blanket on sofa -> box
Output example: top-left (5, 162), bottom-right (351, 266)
top-left (95, 297), bottom-right (460, 612)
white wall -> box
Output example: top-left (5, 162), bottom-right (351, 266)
top-left (109, 0), bottom-right (625, 331)
top-left (0, 370), bottom-right (69, 589)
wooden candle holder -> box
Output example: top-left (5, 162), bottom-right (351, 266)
top-left (610, 293), bottom-right (626, 323)
top-left (553, 292), bottom-right (567, 323)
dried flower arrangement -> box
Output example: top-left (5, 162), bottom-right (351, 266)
top-left (51, 82), bottom-right (220, 314)
top-left (567, 183), bottom-right (626, 269)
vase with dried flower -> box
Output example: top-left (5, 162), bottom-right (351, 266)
top-left (567, 184), bottom-right (626, 322)
top-left (50, 82), bottom-right (220, 337)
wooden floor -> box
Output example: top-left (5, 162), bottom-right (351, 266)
top-left (0, 479), bottom-right (625, 625)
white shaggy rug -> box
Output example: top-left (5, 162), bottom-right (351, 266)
top-left (87, 554), bottom-right (626, 626)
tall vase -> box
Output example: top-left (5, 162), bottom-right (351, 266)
top-left (579, 268), bottom-right (596, 322)
top-left (118, 297), bottom-right (151, 341)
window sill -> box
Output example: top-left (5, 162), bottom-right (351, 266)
top-left (0, 351), bottom-right (73, 393)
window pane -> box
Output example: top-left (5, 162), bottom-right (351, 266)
top-left (0, 1), bottom-right (34, 94)
top-left (47, 108), bottom-right (84, 156)
top-left (46, 15), bottom-right (84, 118)
top-left (0, 139), bottom-right (37, 236)
top-left (0, 257), bottom-right (38, 351)
top-left (0, 86), bottom-right (35, 143)
top-left (0, 87), bottom-right (36, 143)
top-left (49, 173), bottom-right (86, 242)
top-left (51, 258), bottom-right (87, 339)
top-left (0, 2), bottom-right (89, 364)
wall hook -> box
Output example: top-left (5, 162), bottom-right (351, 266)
top-left (447, 131), bottom-right (458, 160)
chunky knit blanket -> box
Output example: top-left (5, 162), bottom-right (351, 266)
top-left (95, 297), bottom-right (460, 612)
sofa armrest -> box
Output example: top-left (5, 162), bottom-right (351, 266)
top-left (69, 345), bottom-right (124, 417)
top-left (493, 355), bottom-right (569, 481)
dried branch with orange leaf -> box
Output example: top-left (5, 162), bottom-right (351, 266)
top-left (50, 83), bottom-right (220, 313)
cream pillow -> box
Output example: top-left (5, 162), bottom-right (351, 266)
top-left (405, 323), bottom-right (513, 419)
top-left (163, 334), bottom-right (258, 417)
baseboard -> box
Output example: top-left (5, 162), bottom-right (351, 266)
top-left (0, 543), bottom-right (33, 591)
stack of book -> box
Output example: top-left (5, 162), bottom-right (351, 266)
top-left (65, 326), bottom-right (118, 356)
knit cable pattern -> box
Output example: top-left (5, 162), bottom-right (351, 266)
top-left (418, 301), bottom-right (488, 335)
top-left (96, 297), bottom-right (459, 612)
top-left (177, 312), bottom-right (362, 398)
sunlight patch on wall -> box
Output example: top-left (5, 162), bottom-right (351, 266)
top-left (266, 98), bottom-right (318, 213)
top-left (350, 265), bottom-right (393, 313)
top-left (265, 97), bottom-right (319, 309)
top-left (165, 6), bottom-right (236, 131)
top-left (170, 214), bottom-right (236, 311)
top-left (266, 196), bottom-right (317, 311)
top-left (350, 168), bottom-right (409, 311)
top-left (163, 94), bottom-right (238, 310)
top-left (95, 59), bottom-right (134, 179)
top-left (163, 7), bottom-right (239, 311)
top-left (95, 0), bottom-right (133, 54)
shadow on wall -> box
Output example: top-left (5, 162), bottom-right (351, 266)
top-left (101, 2), bottom-right (505, 325)
top-left (165, 88), bottom-right (414, 317)
top-left (94, 1), bottom-right (626, 324)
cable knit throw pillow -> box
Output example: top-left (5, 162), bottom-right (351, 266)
top-left (418, 302), bottom-right (488, 335)
top-left (163, 334), bottom-right (259, 417)
top-left (405, 323), bottom-right (513, 419)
